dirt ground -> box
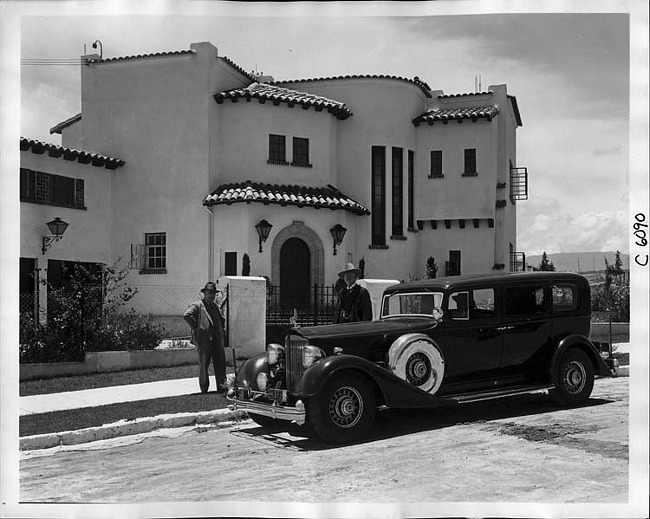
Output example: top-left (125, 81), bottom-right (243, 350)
top-left (20, 377), bottom-right (629, 504)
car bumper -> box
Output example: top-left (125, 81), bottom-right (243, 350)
top-left (227, 395), bottom-right (306, 425)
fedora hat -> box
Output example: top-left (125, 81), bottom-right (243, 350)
top-left (200, 281), bottom-right (217, 293)
top-left (338, 262), bottom-right (361, 277)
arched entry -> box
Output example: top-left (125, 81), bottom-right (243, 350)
top-left (271, 221), bottom-right (325, 288)
top-left (280, 238), bottom-right (311, 308)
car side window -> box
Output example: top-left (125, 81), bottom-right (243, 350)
top-left (448, 289), bottom-right (496, 320)
top-left (504, 285), bottom-right (546, 316)
top-left (552, 284), bottom-right (577, 311)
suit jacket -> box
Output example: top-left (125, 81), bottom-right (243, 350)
top-left (183, 300), bottom-right (226, 350)
top-left (336, 283), bottom-right (373, 323)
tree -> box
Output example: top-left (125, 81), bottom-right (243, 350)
top-left (242, 253), bottom-right (251, 276)
top-left (604, 250), bottom-right (624, 288)
top-left (534, 251), bottom-right (555, 271)
top-left (426, 257), bottom-right (438, 279)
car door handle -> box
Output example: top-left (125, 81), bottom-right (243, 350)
top-left (496, 326), bottom-right (515, 331)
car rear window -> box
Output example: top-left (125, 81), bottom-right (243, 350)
top-left (504, 285), bottom-right (546, 316)
top-left (552, 284), bottom-right (578, 311)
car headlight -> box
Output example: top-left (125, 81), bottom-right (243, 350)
top-left (303, 345), bottom-right (325, 368)
top-left (256, 372), bottom-right (269, 391)
top-left (267, 343), bottom-right (285, 365)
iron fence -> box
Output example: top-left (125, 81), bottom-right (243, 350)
top-left (267, 284), bottom-right (339, 327)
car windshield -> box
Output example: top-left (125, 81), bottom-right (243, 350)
top-left (381, 291), bottom-right (444, 318)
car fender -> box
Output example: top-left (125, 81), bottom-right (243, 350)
top-left (294, 354), bottom-right (456, 409)
top-left (234, 352), bottom-right (268, 388)
top-left (551, 334), bottom-right (612, 377)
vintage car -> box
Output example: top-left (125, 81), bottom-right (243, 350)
top-left (227, 272), bottom-right (616, 444)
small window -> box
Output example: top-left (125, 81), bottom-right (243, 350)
top-left (505, 285), bottom-right (546, 316)
top-left (430, 150), bottom-right (443, 178)
top-left (552, 284), bottom-right (578, 311)
top-left (292, 137), bottom-right (310, 167)
top-left (268, 134), bottom-right (286, 164)
top-left (463, 148), bottom-right (477, 176)
top-left (470, 288), bottom-right (497, 319)
top-left (145, 233), bottom-right (166, 272)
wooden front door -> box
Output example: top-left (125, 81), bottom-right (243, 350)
top-left (280, 238), bottom-right (311, 308)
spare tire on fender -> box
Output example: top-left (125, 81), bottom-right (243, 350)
top-left (388, 334), bottom-right (445, 394)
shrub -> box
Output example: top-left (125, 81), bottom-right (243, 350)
top-left (19, 259), bottom-right (166, 363)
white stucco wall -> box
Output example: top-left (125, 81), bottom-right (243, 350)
top-left (20, 152), bottom-right (113, 265)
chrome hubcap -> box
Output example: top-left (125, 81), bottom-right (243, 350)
top-left (329, 386), bottom-right (363, 428)
top-left (406, 353), bottom-right (432, 386)
top-left (564, 360), bottom-right (586, 394)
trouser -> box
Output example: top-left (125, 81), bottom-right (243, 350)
top-left (197, 341), bottom-right (226, 392)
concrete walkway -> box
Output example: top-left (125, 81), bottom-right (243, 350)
top-left (20, 377), bottom-right (203, 416)
top-left (20, 343), bottom-right (631, 417)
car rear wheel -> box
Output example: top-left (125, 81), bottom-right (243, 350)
top-left (552, 348), bottom-right (595, 406)
top-left (307, 371), bottom-right (376, 444)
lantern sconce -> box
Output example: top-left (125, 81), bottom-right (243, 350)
top-left (330, 224), bottom-right (347, 255)
top-left (42, 217), bottom-right (69, 255)
top-left (254, 219), bottom-right (273, 253)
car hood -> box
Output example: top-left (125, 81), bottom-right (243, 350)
top-left (292, 318), bottom-right (437, 341)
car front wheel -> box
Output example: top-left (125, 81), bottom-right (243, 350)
top-left (307, 371), bottom-right (376, 444)
top-left (552, 348), bottom-right (595, 406)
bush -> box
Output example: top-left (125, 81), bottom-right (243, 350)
top-left (591, 278), bottom-right (630, 323)
top-left (19, 259), bottom-right (166, 364)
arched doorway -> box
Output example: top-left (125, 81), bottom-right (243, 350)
top-left (280, 237), bottom-right (311, 308)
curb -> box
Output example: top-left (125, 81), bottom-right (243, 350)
top-left (20, 408), bottom-right (249, 451)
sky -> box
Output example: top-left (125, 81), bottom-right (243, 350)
top-left (12, 5), bottom-right (639, 258)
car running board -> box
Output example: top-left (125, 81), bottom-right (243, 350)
top-left (445, 384), bottom-right (554, 404)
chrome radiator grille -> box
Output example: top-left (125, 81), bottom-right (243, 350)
top-left (285, 335), bottom-right (308, 391)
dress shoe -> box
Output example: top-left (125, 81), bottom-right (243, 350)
top-left (216, 384), bottom-right (228, 394)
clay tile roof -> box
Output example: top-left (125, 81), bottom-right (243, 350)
top-left (50, 113), bottom-right (82, 135)
top-left (214, 83), bottom-right (353, 120)
top-left (86, 49), bottom-right (196, 64)
top-left (19, 137), bottom-right (125, 170)
top-left (272, 75), bottom-right (432, 98)
top-left (217, 56), bottom-right (257, 82)
top-left (412, 106), bottom-right (499, 126)
top-left (204, 180), bottom-right (369, 215)
top-left (437, 91), bottom-right (493, 98)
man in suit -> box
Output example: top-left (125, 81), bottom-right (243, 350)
top-left (183, 281), bottom-right (228, 393)
top-left (335, 263), bottom-right (373, 324)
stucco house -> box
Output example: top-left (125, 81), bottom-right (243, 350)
top-left (20, 41), bottom-right (528, 324)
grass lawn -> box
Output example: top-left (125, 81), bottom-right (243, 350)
top-left (19, 364), bottom-right (204, 396)
top-left (20, 392), bottom-right (229, 437)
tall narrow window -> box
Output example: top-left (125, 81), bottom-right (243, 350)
top-left (430, 150), bottom-right (443, 178)
top-left (268, 134), bottom-right (286, 164)
top-left (391, 147), bottom-right (403, 237)
top-left (224, 252), bottom-right (237, 276)
top-left (371, 146), bottom-right (386, 247)
top-left (447, 250), bottom-right (461, 276)
top-left (463, 148), bottom-right (477, 176)
top-left (292, 137), bottom-right (310, 166)
top-left (407, 150), bottom-right (414, 230)
top-left (145, 232), bottom-right (167, 272)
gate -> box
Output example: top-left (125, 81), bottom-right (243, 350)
top-left (266, 283), bottom-right (339, 343)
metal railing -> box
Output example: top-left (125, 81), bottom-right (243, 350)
top-left (267, 284), bottom-right (339, 327)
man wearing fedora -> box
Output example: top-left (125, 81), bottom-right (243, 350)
top-left (336, 263), bottom-right (373, 324)
top-left (183, 282), bottom-right (228, 393)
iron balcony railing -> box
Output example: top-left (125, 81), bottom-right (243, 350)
top-left (510, 252), bottom-right (526, 272)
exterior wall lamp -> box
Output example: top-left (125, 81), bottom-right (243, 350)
top-left (254, 219), bottom-right (273, 253)
top-left (42, 217), bottom-right (69, 255)
top-left (330, 224), bottom-right (347, 255)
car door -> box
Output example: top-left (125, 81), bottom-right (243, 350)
top-left (442, 286), bottom-right (502, 383)
top-left (499, 282), bottom-right (553, 374)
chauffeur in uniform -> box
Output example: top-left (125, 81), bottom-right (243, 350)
top-left (183, 282), bottom-right (228, 393)
top-left (335, 263), bottom-right (373, 323)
